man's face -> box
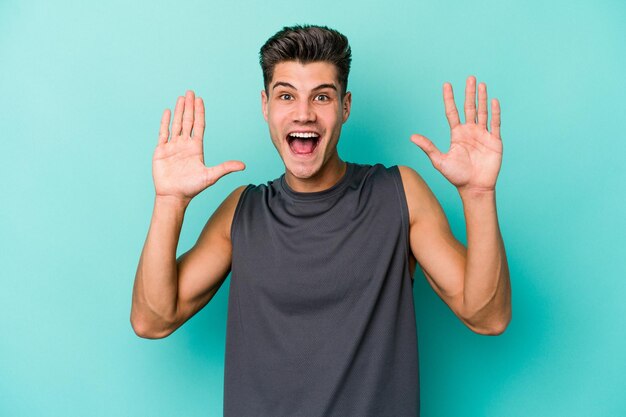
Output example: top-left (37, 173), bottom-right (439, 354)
top-left (261, 61), bottom-right (351, 182)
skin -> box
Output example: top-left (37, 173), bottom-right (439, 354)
top-left (130, 63), bottom-right (511, 338)
top-left (403, 77), bottom-right (511, 334)
top-left (261, 61), bottom-right (352, 192)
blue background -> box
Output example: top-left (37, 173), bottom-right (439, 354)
top-left (1, 0), bottom-right (625, 415)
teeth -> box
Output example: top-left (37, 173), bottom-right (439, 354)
top-left (289, 132), bottom-right (319, 139)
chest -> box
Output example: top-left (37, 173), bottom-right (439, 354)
top-left (231, 197), bottom-right (405, 311)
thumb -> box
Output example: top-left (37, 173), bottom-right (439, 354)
top-left (205, 160), bottom-right (246, 187)
top-left (410, 134), bottom-right (443, 169)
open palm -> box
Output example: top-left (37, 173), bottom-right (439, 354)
top-left (152, 91), bottom-right (245, 204)
top-left (411, 76), bottom-right (502, 193)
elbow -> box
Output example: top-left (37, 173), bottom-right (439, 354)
top-left (464, 307), bottom-right (512, 336)
top-left (131, 321), bottom-right (168, 339)
top-left (472, 320), bottom-right (509, 336)
top-left (462, 287), bottom-right (512, 336)
top-left (130, 311), bottom-right (176, 339)
top-left (469, 314), bottom-right (511, 336)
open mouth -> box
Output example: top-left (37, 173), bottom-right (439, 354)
top-left (287, 131), bottom-right (320, 155)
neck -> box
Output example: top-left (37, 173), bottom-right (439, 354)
top-left (285, 156), bottom-right (347, 193)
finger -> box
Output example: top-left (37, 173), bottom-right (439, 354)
top-left (158, 109), bottom-right (171, 145)
top-left (205, 160), bottom-right (246, 187)
top-left (490, 98), bottom-right (501, 140)
top-left (464, 75), bottom-right (477, 124)
top-left (192, 97), bottom-right (205, 141)
top-left (171, 96), bottom-right (185, 138)
top-left (443, 83), bottom-right (460, 129)
top-left (182, 90), bottom-right (195, 138)
top-left (477, 82), bottom-right (488, 129)
top-left (410, 134), bottom-right (443, 170)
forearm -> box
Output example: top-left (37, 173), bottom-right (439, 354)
top-left (131, 196), bottom-right (188, 336)
top-left (459, 189), bottom-right (511, 332)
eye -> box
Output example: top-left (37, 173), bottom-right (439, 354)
top-left (315, 94), bottom-right (330, 101)
top-left (278, 93), bottom-right (293, 100)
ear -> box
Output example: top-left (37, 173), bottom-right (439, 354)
top-left (261, 90), bottom-right (269, 122)
top-left (342, 91), bottom-right (352, 123)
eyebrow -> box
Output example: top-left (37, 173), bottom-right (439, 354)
top-left (272, 82), bottom-right (337, 92)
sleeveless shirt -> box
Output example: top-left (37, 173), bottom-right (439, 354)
top-left (225, 162), bottom-right (419, 417)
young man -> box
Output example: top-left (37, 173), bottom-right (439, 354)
top-left (131, 25), bottom-right (511, 416)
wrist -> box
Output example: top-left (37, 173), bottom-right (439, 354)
top-left (154, 194), bottom-right (191, 212)
top-left (458, 186), bottom-right (496, 202)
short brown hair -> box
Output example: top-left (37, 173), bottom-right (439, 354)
top-left (259, 24), bottom-right (352, 97)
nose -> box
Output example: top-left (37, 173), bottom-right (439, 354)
top-left (293, 99), bottom-right (316, 123)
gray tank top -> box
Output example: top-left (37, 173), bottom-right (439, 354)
top-left (225, 162), bottom-right (419, 416)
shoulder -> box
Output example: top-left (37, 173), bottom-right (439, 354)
top-left (397, 165), bottom-right (426, 186)
top-left (218, 185), bottom-right (249, 215)
top-left (397, 165), bottom-right (430, 197)
top-left (350, 162), bottom-right (398, 183)
top-left (396, 165), bottom-right (445, 227)
top-left (184, 185), bottom-right (249, 266)
top-left (208, 185), bottom-right (249, 243)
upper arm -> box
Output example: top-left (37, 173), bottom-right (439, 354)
top-left (398, 166), bottom-right (469, 322)
top-left (173, 185), bottom-right (247, 326)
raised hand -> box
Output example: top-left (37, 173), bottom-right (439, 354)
top-left (410, 76), bottom-right (502, 194)
top-left (152, 90), bottom-right (245, 204)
